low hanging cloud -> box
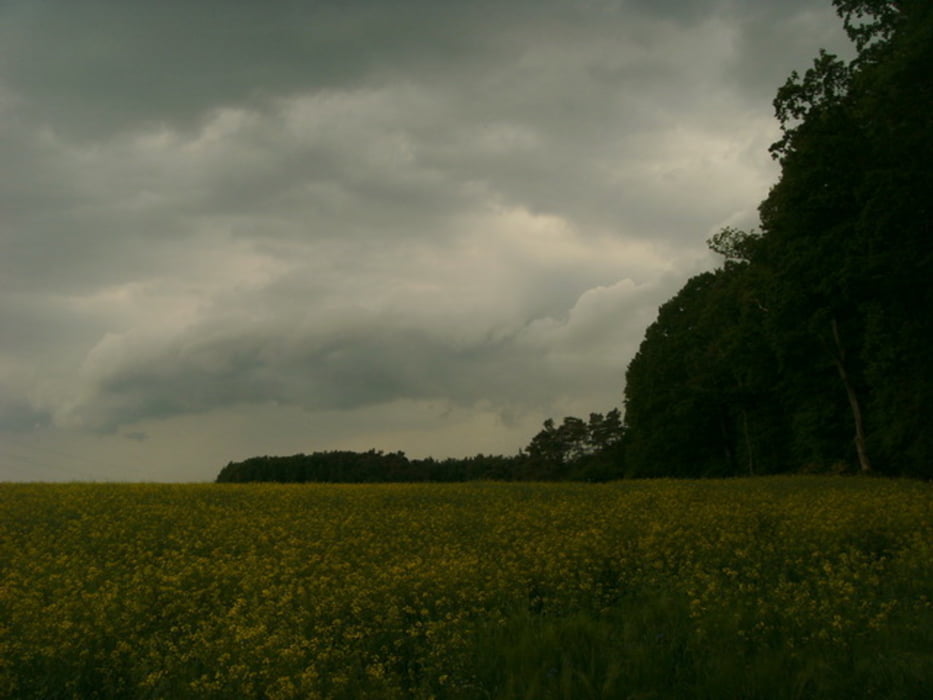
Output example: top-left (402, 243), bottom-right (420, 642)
top-left (0, 0), bottom-right (852, 478)
top-left (54, 215), bottom-right (683, 433)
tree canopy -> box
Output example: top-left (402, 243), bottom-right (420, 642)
top-left (216, 411), bottom-right (625, 483)
top-left (622, 0), bottom-right (932, 478)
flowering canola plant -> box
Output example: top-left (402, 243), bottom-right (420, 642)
top-left (0, 477), bottom-right (930, 698)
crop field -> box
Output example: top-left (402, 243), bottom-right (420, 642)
top-left (1, 477), bottom-right (930, 699)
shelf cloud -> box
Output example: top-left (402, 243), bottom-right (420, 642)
top-left (0, 0), bottom-right (851, 480)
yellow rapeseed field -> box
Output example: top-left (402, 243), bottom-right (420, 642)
top-left (1, 477), bottom-right (930, 698)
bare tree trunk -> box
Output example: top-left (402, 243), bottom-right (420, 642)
top-left (741, 408), bottom-right (755, 475)
top-left (830, 317), bottom-right (873, 473)
top-left (719, 410), bottom-right (736, 474)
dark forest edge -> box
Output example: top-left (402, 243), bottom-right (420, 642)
top-left (216, 411), bottom-right (625, 483)
top-left (219, 1), bottom-right (932, 484)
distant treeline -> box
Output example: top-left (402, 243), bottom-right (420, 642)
top-left (217, 451), bottom-right (520, 483)
top-left (217, 411), bottom-right (625, 483)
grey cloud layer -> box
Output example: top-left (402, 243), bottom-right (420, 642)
top-left (57, 270), bottom-right (671, 433)
top-left (2, 0), bottom-right (528, 138)
top-left (0, 0), bottom-right (850, 445)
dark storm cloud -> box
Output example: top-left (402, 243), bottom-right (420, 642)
top-left (63, 271), bottom-right (668, 433)
top-left (0, 0), bottom-right (852, 473)
top-left (0, 392), bottom-right (50, 433)
top-left (76, 324), bottom-right (494, 431)
top-left (0, 0), bottom-right (520, 139)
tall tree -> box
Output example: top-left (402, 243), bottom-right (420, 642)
top-left (758, 0), bottom-right (932, 474)
top-left (623, 240), bottom-right (788, 479)
top-left (621, 1), bottom-right (931, 478)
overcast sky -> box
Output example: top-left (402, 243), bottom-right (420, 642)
top-left (1, 0), bottom-right (851, 481)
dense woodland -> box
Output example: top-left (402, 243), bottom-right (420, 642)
top-left (218, 0), bottom-right (932, 484)
top-left (215, 410), bottom-right (625, 483)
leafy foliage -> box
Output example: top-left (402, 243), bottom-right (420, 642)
top-left (621, 0), bottom-right (932, 478)
top-left (521, 410), bottom-right (624, 481)
top-left (217, 411), bottom-right (624, 483)
top-left (217, 449), bottom-right (521, 483)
